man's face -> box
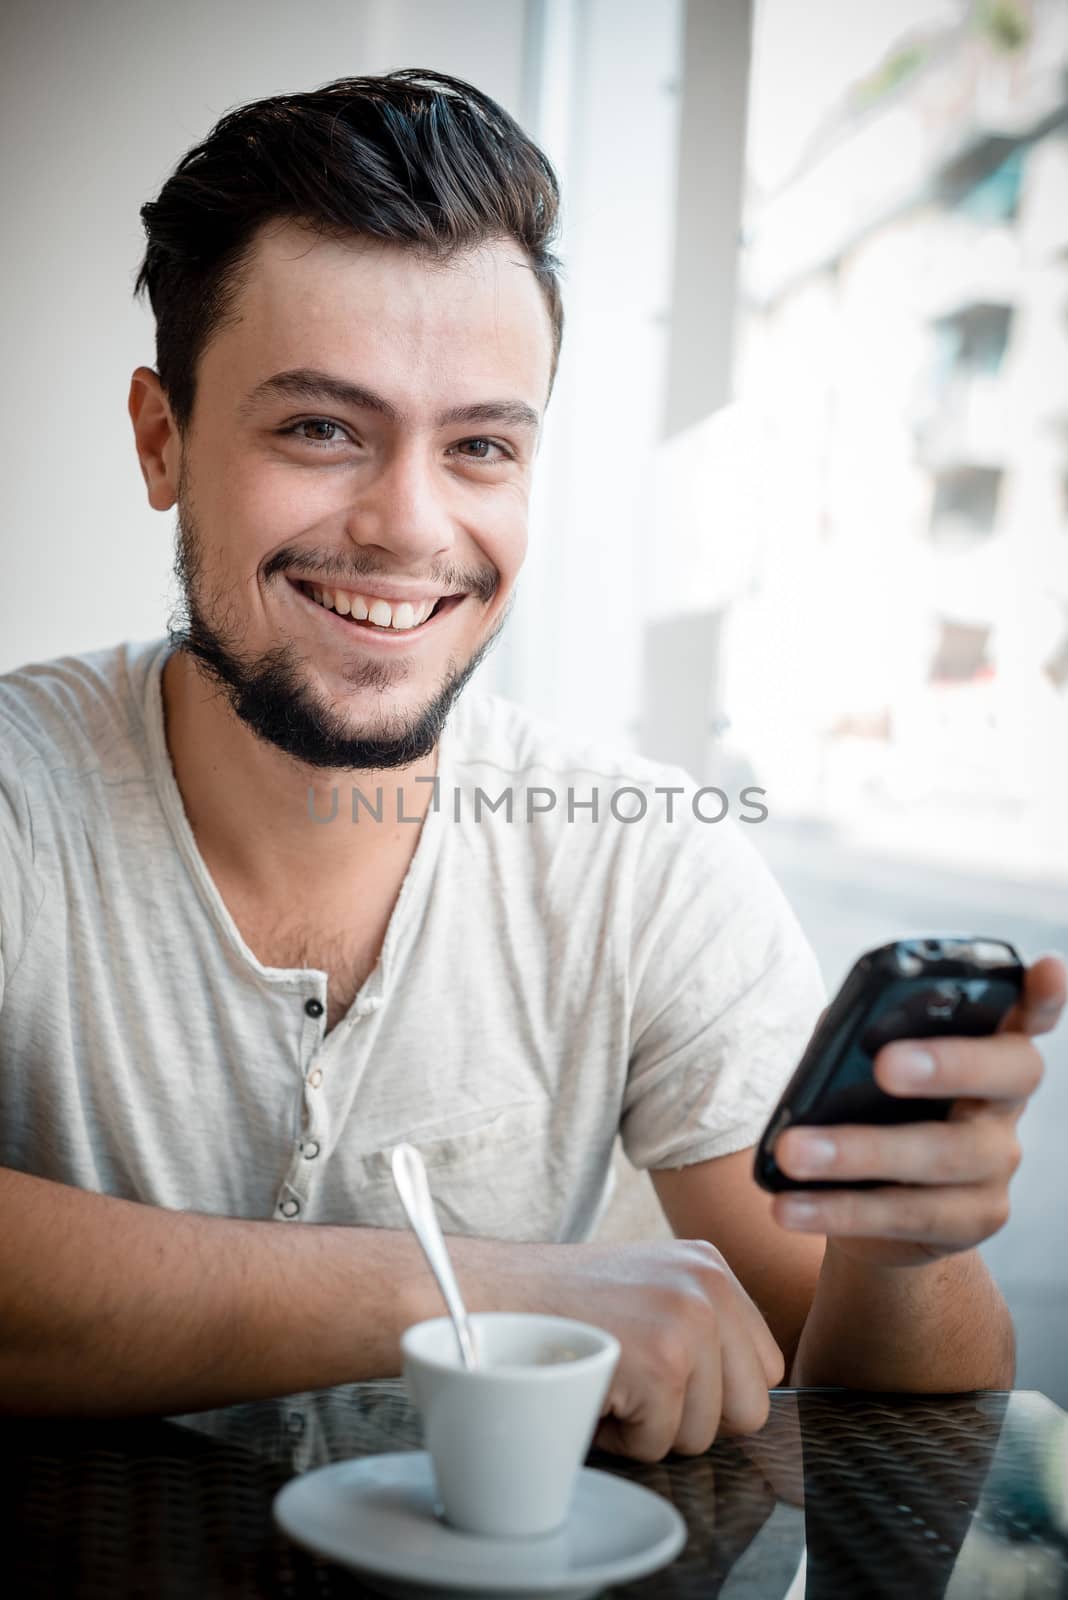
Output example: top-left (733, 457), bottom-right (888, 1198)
top-left (168, 221), bottom-right (554, 770)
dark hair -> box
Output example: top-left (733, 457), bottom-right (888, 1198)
top-left (133, 68), bottom-right (564, 432)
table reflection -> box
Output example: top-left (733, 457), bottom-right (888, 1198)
top-left (10, 1385), bottom-right (1068, 1597)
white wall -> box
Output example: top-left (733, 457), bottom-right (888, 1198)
top-left (499, 0), bottom-right (684, 740)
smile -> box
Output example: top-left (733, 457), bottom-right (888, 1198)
top-left (287, 577), bottom-right (466, 639)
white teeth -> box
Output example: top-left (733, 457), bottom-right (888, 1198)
top-left (303, 583), bottom-right (445, 628)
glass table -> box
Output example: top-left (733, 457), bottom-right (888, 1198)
top-left (10, 1384), bottom-right (1068, 1597)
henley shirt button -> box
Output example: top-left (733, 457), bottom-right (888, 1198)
top-left (280, 1199), bottom-right (300, 1218)
top-left (307, 1069), bottom-right (323, 1089)
top-left (304, 997), bottom-right (324, 1019)
top-left (302, 1141), bottom-right (321, 1160)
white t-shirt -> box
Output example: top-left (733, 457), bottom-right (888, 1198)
top-left (0, 638), bottom-right (826, 1240)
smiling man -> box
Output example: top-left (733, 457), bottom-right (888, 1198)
top-left (150, 220), bottom-right (547, 1039)
top-left (0, 69), bottom-right (1063, 1458)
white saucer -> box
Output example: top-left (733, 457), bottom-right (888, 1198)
top-left (273, 1450), bottom-right (687, 1600)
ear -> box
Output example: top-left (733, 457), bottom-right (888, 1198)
top-left (128, 366), bottom-right (181, 511)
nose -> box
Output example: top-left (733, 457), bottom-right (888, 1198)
top-left (343, 441), bottom-right (456, 565)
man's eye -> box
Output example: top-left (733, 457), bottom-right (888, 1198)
top-left (281, 419), bottom-right (350, 449)
top-left (451, 437), bottom-right (512, 464)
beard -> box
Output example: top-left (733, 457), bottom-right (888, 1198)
top-left (166, 485), bottom-right (507, 772)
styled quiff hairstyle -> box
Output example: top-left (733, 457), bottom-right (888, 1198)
top-left (133, 67), bottom-right (564, 433)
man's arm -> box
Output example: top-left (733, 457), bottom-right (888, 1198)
top-left (787, 1240), bottom-right (1014, 1390)
top-left (0, 1165), bottom-right (485, 1415)
top-left (1, 1163), bottom-right (792, 1455)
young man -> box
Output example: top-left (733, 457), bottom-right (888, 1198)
top-left (0, 69), bottom-right (1061, 1460)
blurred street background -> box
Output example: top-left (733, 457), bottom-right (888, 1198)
top-left (740, 0), bottom-right (1068, 1409)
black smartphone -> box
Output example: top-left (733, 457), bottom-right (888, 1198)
top-left (753, 936), bottom-right (1025, 1193)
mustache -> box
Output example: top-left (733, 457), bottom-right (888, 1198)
top-left (262, 548), bottom-right (499, 606)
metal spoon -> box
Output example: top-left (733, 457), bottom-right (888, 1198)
top-left (391, 1142), bottom-right (479, 1370)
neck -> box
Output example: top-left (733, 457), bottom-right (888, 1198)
top-left (160, 648), bottom-right (439, 903)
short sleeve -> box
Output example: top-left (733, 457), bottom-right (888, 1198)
top-left (0, 746), bottom-right (44, 1012)
top-left (621, 801), bottom-right (827, 1171)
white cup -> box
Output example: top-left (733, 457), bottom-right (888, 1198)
top-left (401, 1311), bottom-right (621, 1539)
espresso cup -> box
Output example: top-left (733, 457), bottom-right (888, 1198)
top-left (401, 1311), bottom-right (620, 1539)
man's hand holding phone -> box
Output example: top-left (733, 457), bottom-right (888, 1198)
top-left (767, 951), bottom-right (1065, 1270)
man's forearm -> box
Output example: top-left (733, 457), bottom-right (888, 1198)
top-left (0, 1167), bottom-right (516, 1416)
top-left (788, 1240), bottom-right (1015, 1391)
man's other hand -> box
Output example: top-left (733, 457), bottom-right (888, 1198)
top-left (513, 1239), bottom-right (785, 1462)
top-left (771, 953), bottom-right (1065, 1269)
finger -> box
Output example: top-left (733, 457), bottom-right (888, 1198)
top-left (716, 1272), bottom-right (786, 1389)
top-left (874, 1032), bottom-right (1045, 1103)
top-left (998, 954), bottom-right (1066, 1038)
top-left (595, 1402), bottom-right (686, 1463)
top-left (680, 1241), bottom-right (784, 1388)
top-left (670, 1326), bottom-right (725, 1455)
top-left (772, 1180), bottom-right (1010, 1250)
top-left (775, 1116), bottom-right (1018, 1187)
top-left (617, 1309), bottom-right (775, 1457)
top-left (715, 1316), bottom-right (778, 1440)
top-left (593, 1357), bottom-right (689, 1464)
top-left (752, 1316), bottom-right (787, 1391)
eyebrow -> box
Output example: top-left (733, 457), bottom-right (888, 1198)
top-left (238, 367), bottom-right (541, 434)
